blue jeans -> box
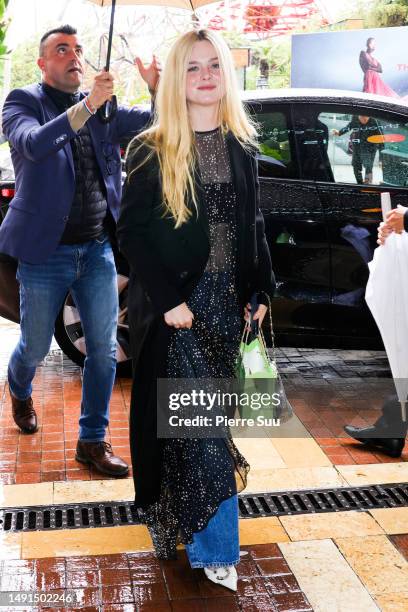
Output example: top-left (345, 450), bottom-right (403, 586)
top-left (185, 495), bottom-right (240, 568)
top-left (8, 235), bottom-right (118, 442)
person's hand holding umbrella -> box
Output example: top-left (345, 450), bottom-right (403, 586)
top-left (86, 69), bottom-right (115, 113)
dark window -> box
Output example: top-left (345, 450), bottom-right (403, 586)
top-left (249, 104), bottom-right (296, 179)
top-left (292, 104), bottom-right (333, 182)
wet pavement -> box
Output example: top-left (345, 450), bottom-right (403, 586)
top-left (1, 317), bottom-right (408, 611)
top-left (0, 545), bottom-right (314, 611)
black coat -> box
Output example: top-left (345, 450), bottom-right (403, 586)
top-left (118, 133), bottom-right (275, 358)
top-left (116, 132), bottom-right (275, 507)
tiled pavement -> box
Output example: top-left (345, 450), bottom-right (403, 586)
top-left (0, 319), bottom-right (133, 485)
top-left (1, 317), bottom-right (408, 610)
top-left (1, 318), bottom-right (406, 487)
top-left (392, 534), bottom-right (408, 560)
top-left (0, 545), bottom-right (313, 611)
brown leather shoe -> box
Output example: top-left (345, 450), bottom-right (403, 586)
top-left (10, 391), bottom-right (38, 434)
top-left (75, 440), bottom-right (129, 477)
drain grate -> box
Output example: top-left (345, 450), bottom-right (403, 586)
top-left (238, 482), bottom-right (408, 518)
top-left (1, 482), bottom-right (408, 533)
top-left (0, 501), bottom-right (141, 533)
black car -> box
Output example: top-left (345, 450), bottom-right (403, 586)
top-left (245, 89), bottom-right (408, 349)
top-left (1, 89), bottom-right (408, 372)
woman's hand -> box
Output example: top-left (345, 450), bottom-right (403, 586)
top-left (377, 221), bottom-right (393, 245)
top-left (377, 205), bottom-right (408, 245)
top-left (385, 205), bottom-right (407, 234)
top-left (244, 303), bottom-right (268, 327)
top-left (164, 303), bottom-right (194, 329)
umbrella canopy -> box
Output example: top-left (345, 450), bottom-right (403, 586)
top-left (87, 0), bottom-right (219, 121)
top-left (365, 230), bottom-right (408, 422)
top-left (87, 0), bottom-right (218, 11)
top-left (87, 0), bottom-right (217, 71)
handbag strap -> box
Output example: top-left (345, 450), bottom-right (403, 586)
top-left (261, 293), bottom-right (276, 362)
top-left (240, 323), bottom-right (251, 346)
top-left (241, 294), bottom-right (276, 361)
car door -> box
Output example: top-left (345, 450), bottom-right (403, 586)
top-left (248, 100), bottom-right (331, 342)
top-left (300, 102), bottom-right (408, 343)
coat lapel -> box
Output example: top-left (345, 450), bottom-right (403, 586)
top-left (86, 116), bottom-right (107, 177)
top-left (37, 85), bottom-right (78, 176)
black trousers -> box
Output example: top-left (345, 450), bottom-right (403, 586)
top-left (352, 145), bottom-right (377, 184)
top-left (378, 396), bottom-right (408, 437)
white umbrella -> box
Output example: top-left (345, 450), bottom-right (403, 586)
top-left (365, 195), bottom-right (408, 422)
top-left (87, 0), bottom-right (219, 68)
top-left (87, 0), bottom-right (220, 120)
top-left (88, 0), bottom-right (216, 8)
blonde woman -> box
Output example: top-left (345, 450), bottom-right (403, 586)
top-left (117, 29), bottom-right (275, 590)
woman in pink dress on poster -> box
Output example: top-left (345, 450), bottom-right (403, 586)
top-left (359, 37), bottom-right (399, 98)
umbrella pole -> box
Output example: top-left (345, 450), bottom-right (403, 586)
top-left (189, 1), bottom-right (200, 28)
top-left (105, 0), bottom-right (117, 71)
top-left (97, 0), bottom-right (118, 123)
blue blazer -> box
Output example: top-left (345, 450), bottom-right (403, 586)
top-left (0, 83), bottom-right (150, 263)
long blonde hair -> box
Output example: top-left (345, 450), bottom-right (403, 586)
top-left (128, 29), bottom-right (258, 228)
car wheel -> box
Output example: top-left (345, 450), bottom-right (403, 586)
top-left (54, 273), bottom-right (132, 377)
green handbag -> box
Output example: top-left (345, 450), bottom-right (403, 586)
top-left (237, 327), bottom-right (278, 380)
top-left (236, 300), bottom-right (292, 423)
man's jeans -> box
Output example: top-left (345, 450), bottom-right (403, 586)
top-left (185, 495), bottom-right (240, 568)
top-left (8, 235), bottom-right (118, 442)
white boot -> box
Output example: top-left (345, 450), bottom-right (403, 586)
top-left (204, 565), bottom-right (238, 592)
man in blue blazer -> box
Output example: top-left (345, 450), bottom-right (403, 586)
top-left (0, 24), bottom-right (157, 476)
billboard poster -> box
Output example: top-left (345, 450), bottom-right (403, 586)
top-left (291, 26), bottom-right (408, 100)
